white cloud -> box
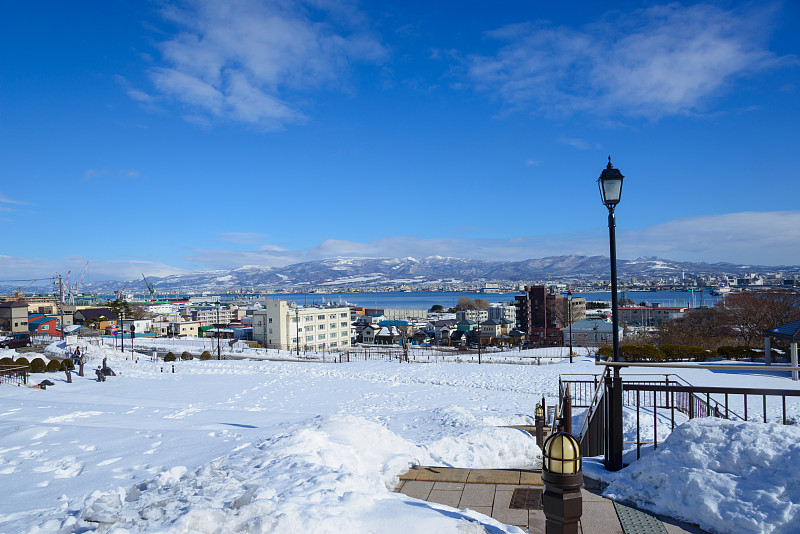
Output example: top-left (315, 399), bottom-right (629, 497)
top-left (185, 211), bottom-right (800, 269)
top-left (147, 0), bottom-right (387, 129)
top-left (557, 137), bottom-right (601, 150)
top-left (0, 194), bottom-right (28, 205)
top-left (6, 212), bottom-right (797, 281)
top-left (467, 3), bottom-right (788, 119)
top-left (0, 256), bottom-right (187, 283)
top-left (618, 211), bottom-right (800, 265)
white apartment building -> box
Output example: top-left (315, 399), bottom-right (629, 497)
top-left (488, 304), bottom-right (516, 324)
top-left (456, 309), bottom-right (489, 322)
top-left (253, 300), bottom-right (352, 352)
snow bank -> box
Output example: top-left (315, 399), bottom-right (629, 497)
top-left (44, 340), bottom-right (131, 362)
top-left (599, 418), bottom-right (800, 534)
top-left (29, 415), bottom-right (520, 534)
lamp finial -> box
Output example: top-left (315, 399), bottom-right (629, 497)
top-left (607, 156), bottom-right (612, 168)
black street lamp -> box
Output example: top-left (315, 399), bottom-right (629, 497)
top-left (566, 290), bottom-right (573, 363)
top-left (597, 156), bottom-right (624, 471)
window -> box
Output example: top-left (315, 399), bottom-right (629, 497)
top-left (268, 318), bottom-right (272, 323)
top-left (42, 325), bottom-right (49, 330)
top-left (329, 332), bottom-right (337, 338)
top-left (340, 312), bottom-right (348, 318)
top-left (318, 324), bottom-right (325, 330)
top-left (306, 335), bottom-right (314, 341)
top-left (305, 316), bottom-right (313, 322)
top-left (329, 323), bottom-right (336, 329)
top-left (341, 340), bottom-right (348, 346)
top-left (291, 337), bottom-right (297, 343)
top-left (268, 328), bottom-right (272, 334)
top-left (318, 315), bottom-right (325, 320)
top-left (318, 334), bottom-right (326, 340)
top-left (330, 342), bottom-right (338, 347)
top-left (305, 326), bottom-right (312, 332)
top-left (341, 322), bottom-right (348, 327)
top-left (328, 314), bottom-right (336, 319)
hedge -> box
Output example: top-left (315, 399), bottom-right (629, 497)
top-left (716, 346), bottom-right (759, 361)
top-left (46, 359), bottom-right (62, 372)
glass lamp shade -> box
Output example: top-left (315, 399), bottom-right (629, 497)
top-left (543, 432), bottom-right (582, 475)
top-left (535, 403), bottom-right (544, 419)
top-left (566, 291), bottom-right (573, 302)
top-left (597, 157), bottom-right (624, 207)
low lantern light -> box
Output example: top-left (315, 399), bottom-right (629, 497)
top-left (542, 432), bottom-right (582, 475)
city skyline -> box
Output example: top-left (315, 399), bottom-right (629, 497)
top-left (1, 1), bottom-right (799, 281)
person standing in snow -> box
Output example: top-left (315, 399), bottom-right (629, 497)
top-left (95, 366), bottom-right (105, 382)
top-left (73, 347), bottom-right (81, 364)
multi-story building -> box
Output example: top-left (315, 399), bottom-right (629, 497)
top-left (364, 308), bottom-right (428, 321)
top-left (618, 305), bottom-right (687, 326)
top-left (253, 300), bottom-right (351, 352)
top-left (514, 286), bottom-right (588, 346)
top-left (488, 304), bottom-right (516, 324)
top-left (189, 306), bottom-right (239, 326)
top-left (456, 309), bottom-right (489, 323)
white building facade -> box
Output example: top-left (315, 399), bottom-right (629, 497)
top-left (253, 300), bottom-right (352, 352)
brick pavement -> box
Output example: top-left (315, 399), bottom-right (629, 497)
top-left (395, 466), bottom-right (706, 533)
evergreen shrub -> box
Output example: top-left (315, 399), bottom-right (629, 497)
top-left (619, 344), bottom-right (664, 362)
top-left (200, 351), bottom-right (212, 360)
top-left (30, 358), bottom-right (47, 373)
top-left (181, 351), bottom-right (193, 360)
top-left (597, 346), bottom-right (613, 359)
top-left (46, 359), bottom-right (61, 372)
top-left (716, 346), bottom-right (757, 361)
top-left (0, 357), bottom-right (13, 366)
top-left (61, 359), bottom-right (75, 370)
top-left (14, 357), bottom-right (30, 369)
top-left (164, 352), bottom-right (176, 362)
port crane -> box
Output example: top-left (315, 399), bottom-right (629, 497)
top-left (142, 274), bottom-right (156, 302)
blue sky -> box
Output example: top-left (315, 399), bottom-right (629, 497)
top-left (1, 0), bottom-right (799, 282)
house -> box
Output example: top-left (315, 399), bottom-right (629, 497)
top-left (172, 320), bottom-right (201, 337)
top-left (0, 302), bottom-right (29, 334)
top-left (360, 324), bottom-right (381, 344)
top-left (28, 314), bottom-right (60, 337)
top-left (72, 308), bottom-right (118, 332)
top-left (119, 318), bottom-right (152, 336)
top-left (479, 318), bottom-right (514, 346)
top-left (375, 325), bottom-right (403, 345)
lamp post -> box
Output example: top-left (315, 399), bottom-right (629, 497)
top-left (597, 156), bottom-right (624, 472)
top-left (566, 290), bottom-right (573, 363)
top-left (535, 401), bottom-right (545, 449)
top-left (296, 305), bottom-right (300, 356)
top-left (541, 431), bottom-right (583, 534)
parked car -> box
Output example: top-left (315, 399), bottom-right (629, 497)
top-left (0, 333), bottom-right (32, 349)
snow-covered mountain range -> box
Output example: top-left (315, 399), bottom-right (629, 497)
top-left (67, 255), bottom-right (799, 293)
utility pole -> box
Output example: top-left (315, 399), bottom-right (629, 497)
top-left (57, 274), bottom-right (65, 340)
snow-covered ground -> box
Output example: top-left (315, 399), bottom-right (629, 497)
top-left (1, 342), bottom-right (799, 533)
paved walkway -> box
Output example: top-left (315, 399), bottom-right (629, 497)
top-left (395, 466), bottom-right (707, 533)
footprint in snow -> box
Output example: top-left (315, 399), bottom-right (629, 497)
top-left (98, 457), bottom-right (122, 466)
top-left (33, 456), bottom-right (83, 478)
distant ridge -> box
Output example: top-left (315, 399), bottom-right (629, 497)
top-left (55, 255), bottom-right (800, 293)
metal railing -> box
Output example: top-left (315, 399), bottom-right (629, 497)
top-left (561, 370), bottom-right (800, 460)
